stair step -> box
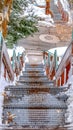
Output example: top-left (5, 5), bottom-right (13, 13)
top-left (22, 72), bottom-right (45, 77)
top-left (3, 93), bottom-right (67, 108)
top-left (0, 127), bottom-right (62, 130)
top-left (20, 75), bottom-right (47, 78)
top-left (5, 87), bottom-right (50, 90)
top-left (18, 79), bottom-right (50, 83)
top-left (5, 84), bottom-right (67, 96)
top-left (2, 108), bottom-right (65, 127)
top-left (25, 64), bottom-right (44, 68)
top-left (5, 87), bottom-right (50, 91)
top-left (3, 105), bottom-right (67, 109)
top-left (15, 82), bottom-right (54, 86)
top-left (23, 71), bottom-right (45, 74)
top-left (5, 81), bottom-right (54, 88)
top-left (19, 77), bottom-right (49, 82)
top-left (5, 90), bottom-right (66, 97)
top-left (25, 68), bottom-right (44, 71)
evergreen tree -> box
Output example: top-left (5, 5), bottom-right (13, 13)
top-left (6, 0), bottom-right (38, 48)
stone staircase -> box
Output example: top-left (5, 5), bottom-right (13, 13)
top-left (2, 63), bottom-right (67, 130)
top-left (50, 0), bottom-right (62, 21)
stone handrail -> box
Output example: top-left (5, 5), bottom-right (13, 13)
top-left (1, 41), bottom-right (14, 81)
top-left (50, 60), bottom-right (55, 72)
top-left (56, 40), bottom-right (73, 77)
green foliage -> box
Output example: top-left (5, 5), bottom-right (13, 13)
top-left (6, 0), bottom-right (38, 48)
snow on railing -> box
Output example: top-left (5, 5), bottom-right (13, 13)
top-left (54, 0), bottom-right (72, 23)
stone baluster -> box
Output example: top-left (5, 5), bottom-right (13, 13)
top-left (64, 68), bottom-right (66, 85)
top-left (70, 57), bottom-right (73, 76)
top-left (60, 77), bottom-right (61, 86)
top-left (48, 52), bottom-right (50, 67)
top-left (54, 50), bottom-right (58, 71)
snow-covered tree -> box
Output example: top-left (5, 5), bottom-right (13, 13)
top-left (6, 0), bottom-right (38, 48)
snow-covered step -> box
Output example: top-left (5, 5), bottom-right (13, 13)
top-left (3, 93), bottom-right (67, 109)
top-left (25, 67), bottom-right (44, 71)
top-left (22, 72), bottom-right (45, 77)
top-left (19, 76), bottom-right (49, 82)
top-left (5, 81), bottom-right (54, 89)
top-left (5, 86), bottom-right (66, 96)
top-left (23, 70), bottom-right (45, 73)
top-left (2, 109), bottom-right (65, 127)
top-left (25, 64), bottom-right (44, 68)
top-left (5, 83), bottom-right (53, 88)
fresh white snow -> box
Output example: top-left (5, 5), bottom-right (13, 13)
top-left (49, 46), bottom-right (67, 56)
top-left (24, 2), bottom-right (54, 27)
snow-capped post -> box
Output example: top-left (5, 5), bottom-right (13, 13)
top-left (12, 46), bottom-right (20, 77)
top-left (64, 68), bottom-right (66, 85)
top-left (12, 47), bottom-right (16, 72)
top-left (21, 52), bottom-right (25, 68)
top-left (43, 51), bottom-right (46, 65)
top-left (54, 50), bottom-right (58, 71)
top-left (48, 51), bottom-right (50, 67)
top-left (18, 52), bottom-right (22, 71)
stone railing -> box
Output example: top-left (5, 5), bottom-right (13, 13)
top-left (56, 0), bottom-right (70, 22)
top-left (56, 40), bottom-right (73, 86)
top-left (0, 32), bottom-right (14, 81)
top-left (0, 32), bottom-right (25, 82)
top-left (11, 49), bottom-right (25, 77)
top-left (43, 50), bottom-right (59, 80)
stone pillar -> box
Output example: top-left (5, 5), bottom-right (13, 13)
top-left (60, 77), bottom-right (61, 86)
top-left (56, 79), bottom-right (58, 87)
top-left (48, 52), bottom-right (50, 66)
top-left (71, 57), bottom-right (73, 75)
